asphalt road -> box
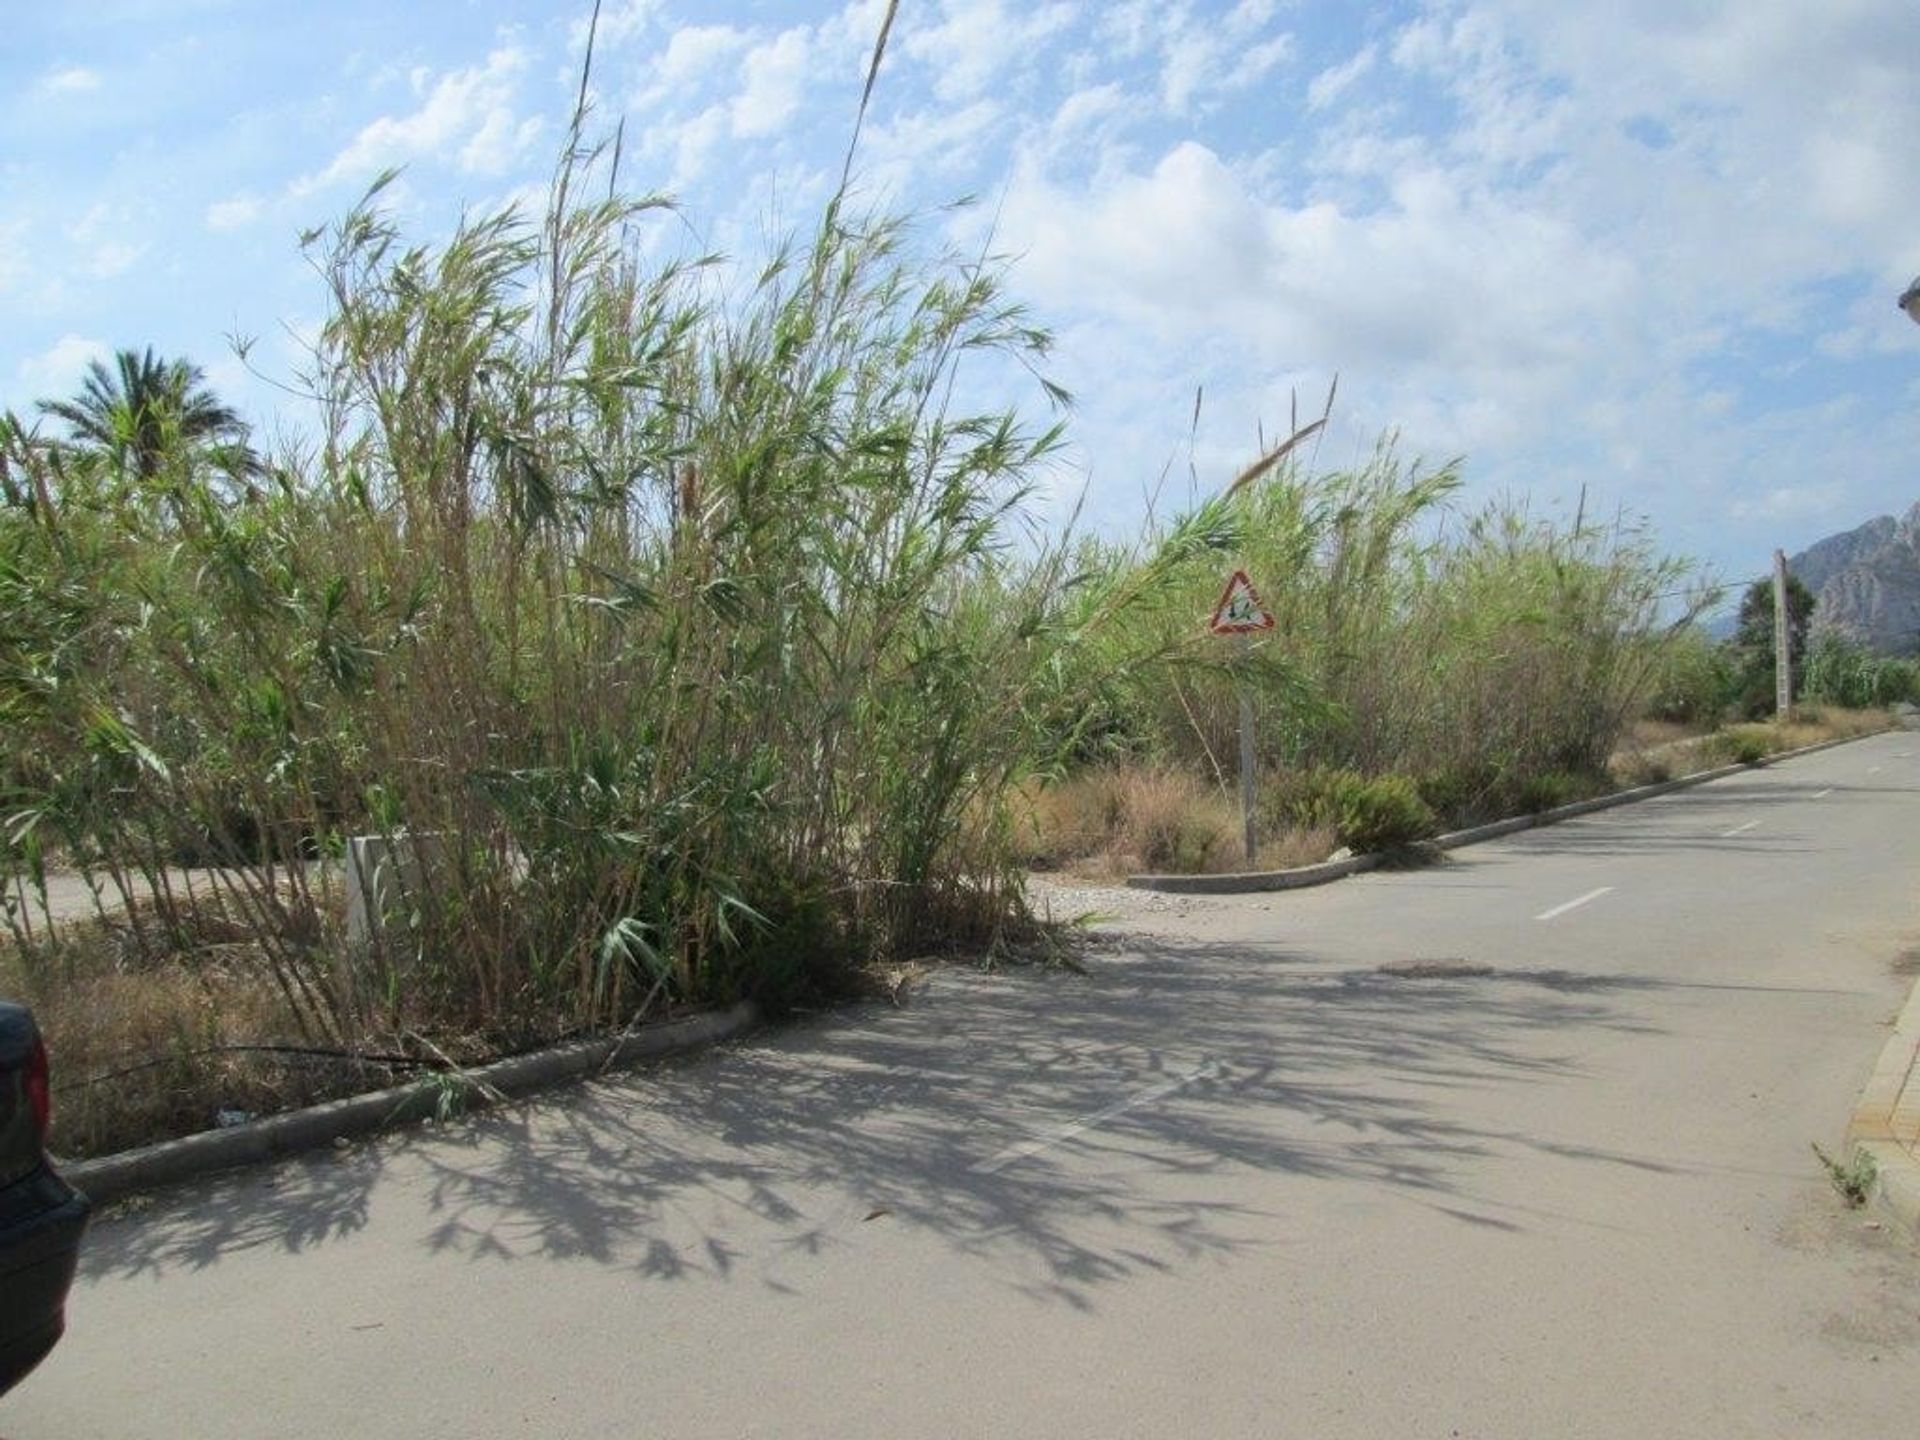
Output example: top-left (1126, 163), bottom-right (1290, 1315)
top-left (9, 734), bottom-right (1920, 1438)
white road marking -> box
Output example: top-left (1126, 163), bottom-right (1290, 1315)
top-left (1867, 766), bottom-right (1883, 775)
top-left (970, 1060), bottom-right (1221, 1174)
top-left (1814, 787), bottom-right (1834, 799)
top-left (1535, 886), bottom-right (1614, 922)
top-left (1721, 819), bottom-right (1760, 837)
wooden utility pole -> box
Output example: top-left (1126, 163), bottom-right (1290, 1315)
top-left (1773, 549), bottom-right (1792, 720)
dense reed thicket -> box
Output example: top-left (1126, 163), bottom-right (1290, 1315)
top-left (0, 180), bottom-right (1716, 1063)
top-left (0, 135), bottom-right (1728, 1155)
top-left (1038, 445), bottom-right (1710, 831)
top-left (2, 156), bottom-right (1143, 1063)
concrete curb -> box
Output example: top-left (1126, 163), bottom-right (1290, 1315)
top-left (1127, 728), bottom-right (1883, 895)
top-left (1845, 970), bottom-right (1920, 1238)
top-left (62, 1001), bottom-right (758, 1205)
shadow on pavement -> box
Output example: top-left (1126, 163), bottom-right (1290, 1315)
top-left (78, 933), bottom-right (1700, 1307)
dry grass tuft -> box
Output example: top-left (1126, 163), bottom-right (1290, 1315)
top-left (1015, 766), bottom-right (1334, 878)
top-left (3, 883), bottom-right (454, 1159)
top-left (1768, 705), bottom-right (1895, 747)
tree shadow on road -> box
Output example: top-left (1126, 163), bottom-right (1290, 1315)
top-left (79, 937), bottom-right (1692, 1308)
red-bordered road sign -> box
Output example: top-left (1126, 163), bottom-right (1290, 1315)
top-left (1208, 569), bottom-right (1275, 634)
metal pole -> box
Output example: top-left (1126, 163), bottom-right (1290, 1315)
top-left (1773, 549), bottom-right (1791, 720)
top-left (1238, 631), bottom-right (1257, 865)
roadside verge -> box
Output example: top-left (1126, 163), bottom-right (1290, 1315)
top-left (1127, 730), bottom-right (1880, 895)
top-left (62, 1001), bottom-right (757, 1205)
top-left (1846, 972), bottom-right (1920, 1237)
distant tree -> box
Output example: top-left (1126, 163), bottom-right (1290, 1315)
top-left (1731, 574), bottom-right (1815, 716)
top-left (37, 347), bottom-right (247, 482)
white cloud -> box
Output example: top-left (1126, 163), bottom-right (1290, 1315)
top-left (644, 103), bottom-right (731, 189)
top-left (296, 46), bottom-right (536, 194)
top-left (61, 203), bottom-right (145, 282)
top-left (662, 24), bottom-right (751, 89)
top-left (206, 194), bottom-right (265, 231)
top-left (731, 27), bottom-right (812, 139)
top-left (38, 65), bottom-right (101, 95)
top-left (460, 109), bottom-right (544, 174)
top-left (575, 0), bottom-right (659, 52)
top-left (1308, 44), bottom-right (1377, 110)
top-left (86, 242), bottom-right (142, 279)
top-left (903, 1), bottom-right (1077, 103)
top-left (630, 22), bottom-right (752, 113)
top-left (1051, 83), bottom-right (1124, 136)
top-left (16, 335), bottom-right (108, 402)
top-left (1730, 482), bottom-right (1851, 524)
top-left (861, 99), bottom-right (1003, 192)
top-left (1143, 1), bottom-right (1295, 115)
top-left (1006, 139), bottom-right (1629, 385)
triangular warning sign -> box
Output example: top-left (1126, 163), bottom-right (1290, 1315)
top-left (1208, 569), bottom-right (1275, 634)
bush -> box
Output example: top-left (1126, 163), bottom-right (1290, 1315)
top-left (1283, 769), bottom-right (1436, 853)
top-left (2, 156), bottom-right (1101, 1050)
top-left (1611, 751), bottom-right (1673, 788)
top-left (1108, 769), bottom-right (1239, 872)
top-left (1517, 770), bottom-right (1601, 814)
top-left (1713, 727), bottom-right (1772, 766)
top-left (1012, 767), bottom-right (1241, 875)
top-left (1803, 635), bottom-right (1920, 709)
top-left (1643, 629), bottom-right (1735, 725)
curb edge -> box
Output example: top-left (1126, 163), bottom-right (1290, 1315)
top-left (1126, 729), bottom-right (1883, 895)
top-left (1845, 968), bottom-right (1920, 1239)
top-left (62, 1001), bottom-right (759, 1205)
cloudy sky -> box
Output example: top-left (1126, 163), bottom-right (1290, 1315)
top-left (5, 0), bottom-right (1919, 584)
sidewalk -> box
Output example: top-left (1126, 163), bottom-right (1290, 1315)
top-left (1847, 966), bottom-right (1920, 1233)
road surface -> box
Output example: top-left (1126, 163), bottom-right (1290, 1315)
top-left (7, 733), bottom-right (1920, 1437)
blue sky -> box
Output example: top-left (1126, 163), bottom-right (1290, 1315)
top-left (5, 0), bottom-right (1919, 585)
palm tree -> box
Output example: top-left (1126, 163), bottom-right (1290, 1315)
top-left (37, 347), bottom-right (246, 481)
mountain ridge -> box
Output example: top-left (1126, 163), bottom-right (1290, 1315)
top-left (1787, 500), bottom-right (1920, 655)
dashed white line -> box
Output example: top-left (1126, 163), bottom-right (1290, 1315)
top-left (1721, 819), bottom-right (1760, 837)
top-left (970, 1060), bottom-right (1221, 1174)
top-left (1814, 787), bottom-right (1834, 799)
top-left (1868, 766), bottom-right (1883, 775)
top-left (1535, 886), bottom-right (1615, 922)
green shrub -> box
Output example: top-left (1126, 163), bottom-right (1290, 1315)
top-left (1644, 629), bottom-right (1735, 725)
top-left (1612, 752), bottom-right (1672, 788)
top-left (1283, 769), bottom-right (1436, 853)
top-left (1803, 636), bottom-right (1920, 709)
top-left (1713, 727), bottom-right (1771, 766)
top-left (1517, 770), bottom-right (1601, 814)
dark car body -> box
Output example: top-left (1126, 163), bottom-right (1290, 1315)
top-left (0, 1002), bottom-right (89, 1396)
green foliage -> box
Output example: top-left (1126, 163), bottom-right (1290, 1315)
top-left (1811, 1141), bottom-right (1877, 1208)
top-left (1033, 437), bottom-right (1706, 835)
top-left (1713, 726), bottom-right (1772, 766)
top-left (1731, 574), bottom-right (1815, 717)
top-left (1516, 770), bottom-right (1602, 814)
top-left (0, 99), bottom-right (1715, 1078)
top-left (0, 154), bottom-right (1117, 1048)
top-left (1280, 769), bottom-right (1436, 853)
top-left (1802, 635), bottom-right (1920, 709)
top-left (1643, 628), bottom-right (1736, 725)
top-left (36, 346), bottom-right (250, 484)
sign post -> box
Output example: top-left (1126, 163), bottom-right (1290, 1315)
top-left (1773, 549), bottom-right (1792, 720)
top-left (1209, 570), bottom-right (1276, 866)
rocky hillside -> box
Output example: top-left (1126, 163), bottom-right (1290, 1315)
top-left (1789, 501), bottom-right (1920, 654)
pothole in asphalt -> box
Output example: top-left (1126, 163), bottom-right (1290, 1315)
top-left (1377, 958), bottom-right (1496, 979)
